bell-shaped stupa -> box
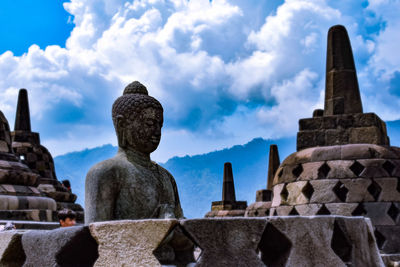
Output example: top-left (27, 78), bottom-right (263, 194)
top-left (11, 89), bottom-right (84, 222)
top-left (0, 109), bottom-right (57, 225)
top-left (270, 25), bottom-right (399, 255)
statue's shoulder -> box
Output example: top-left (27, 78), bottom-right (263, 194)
top-left (86, 154), bottom-right (132, 181)
top-left (152, 162), bottom-right (174, 178)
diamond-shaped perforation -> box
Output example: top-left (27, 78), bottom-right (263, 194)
top-left (301, 182), bottom-right (314, 200)
top-left (331, 220), bottom-right (352, 264)
top-left (397, 178), bottom-right (400, 193)
top-left (316, 205), bottom-right (331, 215)
top-left (318, 162), bottom-right (331, 179)
top-left (350, 161), bottom-right (365, 176)
top-left (387, 203), bottom-right (399, 223)
top-left (374, 229), bottom-right (386, 250)
top-left (351, 203), bottom-right (367, 216)
top-left (258, 223), bottom-right (292, 266)
top-left (292, 164), bottom-right (303, 178)
top-left (277, 168), bottom-right (283, 178)
top-left (382, 160), bottom-right (396, 176)
top-left (280, 185), bottom-right (288, 201)
top-left (289, 207), bottom-right (299, 216)
top-left (333, 182), bottom-right (349, 202)
top-left (153, 225), bottom-right (198, 266)
top-left (367, 180), bottom-right (382, 201)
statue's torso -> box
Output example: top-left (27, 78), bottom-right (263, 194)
top-left (116, 157), bottom-right (177, 219)
top-left (85, 150), bottom-right (182, 223)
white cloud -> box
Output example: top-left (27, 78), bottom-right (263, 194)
top-left (0, 0), bottom-right (399, 161)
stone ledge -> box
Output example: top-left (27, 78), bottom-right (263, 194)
top-left (0, 217), bottom-right (385, 266)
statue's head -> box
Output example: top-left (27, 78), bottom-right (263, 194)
top-left (112, 81), bottom-right (163, 154)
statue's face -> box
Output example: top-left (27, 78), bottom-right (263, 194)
top-left (122, 107), bottom-right (163, 154)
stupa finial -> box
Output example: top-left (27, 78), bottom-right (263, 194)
top-left (14, 89), bottom-right (31, 132)
top-left (222, 162), bottom-right (236, 202)
top-left (267, 145), bottom-right (280, 190)
top-left (324, 25), bottom-right (363, 115)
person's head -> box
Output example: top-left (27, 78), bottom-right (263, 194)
top-left (62, 180), bottom-right (71, 191)
top-left (58, 209), bottom-right (76, 227)
top-left (112, 81), bottom-right (163, 154)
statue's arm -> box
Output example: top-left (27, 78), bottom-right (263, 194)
top-left (85, 164), bottom-right (119, 224)
top-left (167, 172), bottom-right (184, 219)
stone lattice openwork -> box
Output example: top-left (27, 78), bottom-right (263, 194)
top-left (0, 110), bottom-right (57, 223)
top-left (11, 89), bottom-right (84, 222)
top-left (270, 25), bottom-right (400, 255)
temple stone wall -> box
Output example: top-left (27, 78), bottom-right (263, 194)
top-left (0, 217), bottom-right (387, 267)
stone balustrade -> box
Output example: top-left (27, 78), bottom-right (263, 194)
top-left (0, 216), bottom-right (386, 267)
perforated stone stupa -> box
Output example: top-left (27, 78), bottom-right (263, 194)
top-left (205, 162), bottom-right (247, 217)
top-left (11, 89), bottom-right (83, 222)
top-left (270, 25), bottom-right (400, 255)
top-left (0, 110), bottom-right (56, 223)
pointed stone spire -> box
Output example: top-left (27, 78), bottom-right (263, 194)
top-left (324, 25), bottom-right (363, 116)
top-left (267, 145), bottom-right (280, 190)
top-left (14, 89), bottom-right (31, 132)
top-left (222, 162), bottom-right (236, 202)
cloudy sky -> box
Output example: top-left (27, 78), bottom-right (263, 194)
top-left (1, 0), bottom-right (400, 161)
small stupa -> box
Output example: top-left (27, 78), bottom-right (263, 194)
top-left (205, 162), bottom-right (247, 217)
top-left (11, 89), bottom-right (84, 222)
top-left (270, 25), bottom-right (400, 255)
top-left (245, 144), bottom-right (280, 217)
top-left (0, 110), bottom-right (57, 225)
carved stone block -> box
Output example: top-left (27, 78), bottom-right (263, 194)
top-left (325, 203), bottom-right (359, 216)
top-left (298, 162), bottom-right (323, 181)
top-left (294, 204), bottom-right (323, 215)
top-left (325, 160), bottom-right (356, 179)
top-left (22, 226), bottom-right (98, 267)
top-left (310, 146), bottom-right (341, 162)
top-left (341, 178), bottom-right (374, 202)
top-left (267, 216), bottom-right (383, 267)
top-left (271, 183), bottom-right (285, 207)
top-left (180, 218), bottom-right (267, 267)
top-left (286, 181), bottom-right (309, 205)
top-left (89, 219), bottom-right (177, 267)
top-left (363, 202), bottom-right (394, 225)
top-left (309, 180), bottom-right (341, 203)
top-left (375, 178), bottom-right (400, 202)
top-left (375, 225), bottom-right (400, 254)
top-left (0, 231), bottom-right (25, 267)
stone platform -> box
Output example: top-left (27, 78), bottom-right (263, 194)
top-left (0, 216), bottom-right (385, 266)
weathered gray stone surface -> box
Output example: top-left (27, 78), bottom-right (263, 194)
top-left (181, 218), bottom-right (267, 267)
top-left (4, 217), bottom-right (384, 266)
top-left (89, 219), bottom-right (177, 267)
top-left (85, 82), bottom-right (183, 223)
top-left (22, 226), bottom-right (98, 267)
top-left (0, 231), bottom-right (25, 267)
top-left (265, 216), bottom-right (384, 267)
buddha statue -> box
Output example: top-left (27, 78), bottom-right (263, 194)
top-left (85, 81), bottom-right (183, 223)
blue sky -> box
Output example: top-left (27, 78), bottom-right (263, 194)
top-left (0, 0), bottom-right (73, 55)
top-left (0, 0), bottom-right (400, 161)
